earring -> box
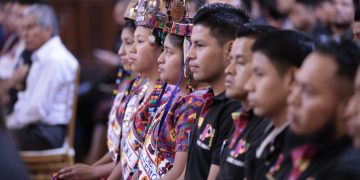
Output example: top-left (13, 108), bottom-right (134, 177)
top-left (149, 29), bottom-right (156, 45)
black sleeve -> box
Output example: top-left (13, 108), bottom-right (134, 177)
top-left (211, 100), bottom-right (241, 165)
top-left (323, 156), bottom-right (360, 179)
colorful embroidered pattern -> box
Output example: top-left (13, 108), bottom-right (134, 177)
top-left (138, 89), bottom-right (206, 179)
top-left (107, 77), bottom-right (147, 161)
top-left (289, 144), bottom-right (315, 180)
top-left (121, 82), bottom-right (172, 180)
top-left (195, 88), bottom-right (215, 150)
top-left (228, 112), bottom-right (250, 158)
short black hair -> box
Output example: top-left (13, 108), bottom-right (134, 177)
top-left (316, 39), bottom-right (360, 96)
top-left (167, 34), bottom-right (184, 50)
top-left (151, 28), bottom-right (164, 47)
top-left (236, 24), bottom-right (279, 39)
top-left (252, 30), bottom-right (314, 75)
top-left (296, 0), bottom-right (318, 8)
top-left (258, 0), bottom-right (286, 20)
top-left (193, 3), bottom-right (250, 45)
top-left (355, 6), bottom-right (360, 21)
top-left (124, 19), bottom-right (136, 31)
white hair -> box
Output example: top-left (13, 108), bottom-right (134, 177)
top-left (24, 4), bottom-right (59, 36)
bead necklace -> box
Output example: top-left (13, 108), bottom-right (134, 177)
top-left (148, 78), bottom-right (167, 118)
top-left (112, 67), bottom-right (131, 97)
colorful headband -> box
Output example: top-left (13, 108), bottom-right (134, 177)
top-left (164, 21), bottom-right (192, 36)
top-left (163, 0), bottom-right (192, 37)
top-left (135, 0), bottom-right (167, 30)
top-left (136, 12), bottom-right (167, 29)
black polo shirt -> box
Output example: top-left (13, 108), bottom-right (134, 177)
top-left (185, 91), bottom-right (241, 180)
top-left (275, 135), bottom-right (360, 180)
top-left (245, 122), bottom-right (288, 180)
top-left (217, 111), bottom-right (270, 180)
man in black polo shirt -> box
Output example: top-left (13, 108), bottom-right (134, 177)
top-left (243, 30), bottom-right (314, 180)
top-left (274, 40), bottom-right (360, 180)
top-left (216, 24), bottom-right (278, 180)
top-left (184, 3), bottom-right (248, 180)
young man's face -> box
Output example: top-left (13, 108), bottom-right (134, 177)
top-left (334, 0), bottom-right (355, 25)
top-left (288, 53), bottom-right (341, 136)
top-left (245, 52), bottom-right (292, 118)
top-left (353, 22), bottom-right (360, 41)
top-left (346, 68), bottom-right (360, 149)
top-left (315, 1), bottom-right (336, 25)
top-left (276, 0), bottom-right (295, 13)
top-left (188, 25), bottom-right (229, 84)
top-left (225, 37), bottom-right (255, 100)
top-left (289, 3), bottom-right (313, 31)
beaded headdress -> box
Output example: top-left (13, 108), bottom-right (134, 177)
top-left (163, 0), bottom-right (192, 37)
top-left (135, 0), bottom-right (167, 29)
top-left (163, 0), bottom-right (193, 91)
top-left (124, 0), bottom-right (138, 20)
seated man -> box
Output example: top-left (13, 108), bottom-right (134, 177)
top-left (244, 30), bottom-right (314, 180)
top-left (275, 39), bottom-right (360, 179)
top-left (6, 4), bottom-right (79, 151)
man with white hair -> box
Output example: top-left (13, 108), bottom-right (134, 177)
top-left (7, 4), bottom-right (79, 151)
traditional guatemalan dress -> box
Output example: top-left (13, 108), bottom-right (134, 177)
top-left (137, 89), bottom-right (206, 180)
top-left (107, 77), bottom-right (149, 161)
top-left (121, 82), bottom-right (173, 179)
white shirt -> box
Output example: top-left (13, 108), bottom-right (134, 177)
top-left (6, 36), bottom-right (79, 129)
top-left (0, 40), bottom-right (25, 79)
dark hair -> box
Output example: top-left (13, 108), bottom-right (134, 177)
top-left (252, 30), bottom-right (314, 75)
top-left (152, 28), bottom-right (164, 47)
top-left (296, 0), bottom-right (318, 8)
top-left (258, 0), bottom-right (286, 20)
top-left (123, 19), bottom-right (136, 31)
top-left (316, 39), bottom-right (360, 96)
top-left (236, 24), bottom-right (279, 39)
top-left (355, 6), bottom-right (360, 21)
top-left (240, 0), bottom-right (252, 14)
top-left (193, 3), bottom-right (250, 45)
top-left (354, 0), bottom-right (359, 8)
top-left (167, 34), bottom-right (184, 50)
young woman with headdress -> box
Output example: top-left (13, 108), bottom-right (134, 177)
top-left (135, 1), bottom-right (207, 179)
top-left (56, 1), bottom-right (157, 179)
top-left (107, 0), bottom-right (172, 179)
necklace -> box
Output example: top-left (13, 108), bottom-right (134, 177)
top-left (113, 67), bottom-right (131, 97)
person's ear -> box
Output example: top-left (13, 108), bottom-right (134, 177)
top-left (44, 27), bottom-right (53, 39)
top-left (223, 40), bottom-right (234, 60)
top-left (337, 95), bottom-right (353, 123)
top-left (285, 67), bottom-right (298, 92)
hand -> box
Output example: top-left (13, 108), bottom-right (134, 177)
top-left (57, 164), bottom-right (97, 180)
top-left (12, 65), bottom-right (29, 84)
top-left (93, 49), bottom-right (120, 67)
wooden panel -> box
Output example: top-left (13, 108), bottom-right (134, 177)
top-left (46, 0), bottom-right (118, 71)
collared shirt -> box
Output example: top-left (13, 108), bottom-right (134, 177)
top-left (274, 134), bottom-right (360, 180)
top-left (245, 121), bottom-right (288, 180)
top-left (185, 89), bottom-right (242, 180)
top-left (7, 36), bottom-right (79, 129)
top-left (217, 110), bottom-right (269, 180)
